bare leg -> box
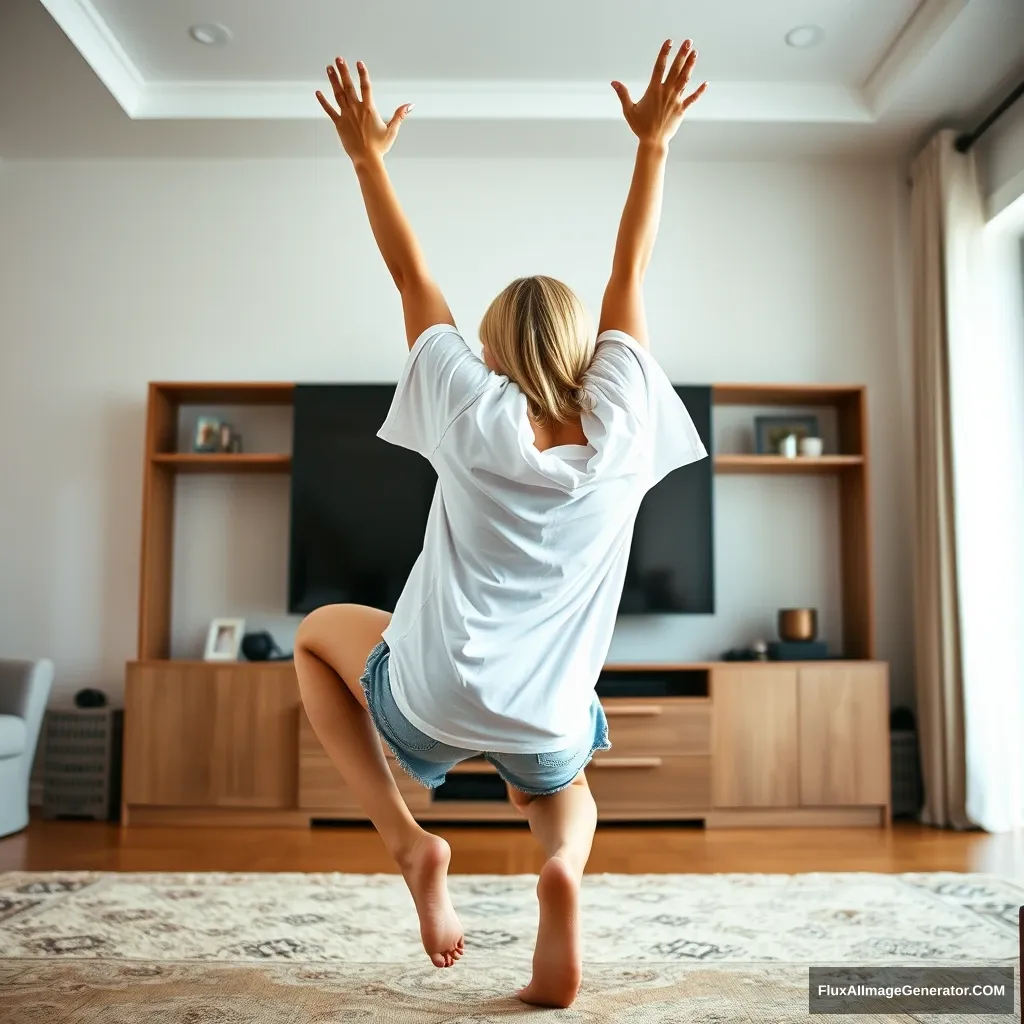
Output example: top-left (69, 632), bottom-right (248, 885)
top-left (294, 603), bottom-right (463, 968)
top-left (507, 773), bottom-right (597, 1008)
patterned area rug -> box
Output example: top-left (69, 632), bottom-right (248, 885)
top-left (0, 871), bottom-right (1020, 1022)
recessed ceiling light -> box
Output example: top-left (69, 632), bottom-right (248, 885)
top-left (785, 25), bottom-right (825, 49)
top-left (188, 23), bottom-right (232, 46)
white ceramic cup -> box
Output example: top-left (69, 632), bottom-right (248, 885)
top-left (800, 436), bottom-right (824, 457)
top-left (779, 434), bottom-right (798, 458)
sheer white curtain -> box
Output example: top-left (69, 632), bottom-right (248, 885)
top-left (963, 206), bottom-right (1024, 833)
top-left (910, 128), bottom-right (1024, 833)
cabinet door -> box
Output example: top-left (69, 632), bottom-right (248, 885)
top-left (208, 666), bottom-right (299, 808)
top-left (124, 663), bottom-right (299, 808)
top-left (124, 664), bottom-right (216, 806)
top-left (798, 665), bottom-right (889, 806)
top-left (711, 667), bottom-right (799, 807)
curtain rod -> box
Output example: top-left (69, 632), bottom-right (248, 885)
top-left (955, 78), bottom-right (1024, 153)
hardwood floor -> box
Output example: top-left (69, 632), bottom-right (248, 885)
top-left (3, 820), bottom-right (1023, 877)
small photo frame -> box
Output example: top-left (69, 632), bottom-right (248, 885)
top-left (754, 415), bottom-right (821, 455)
top-left (193, 416), bottom-right (223, 453)
top-left (204, 618), bottom-right (246, 661)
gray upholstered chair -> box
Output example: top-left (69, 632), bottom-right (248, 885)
top-left (0, 659), bottom-right (53, 837)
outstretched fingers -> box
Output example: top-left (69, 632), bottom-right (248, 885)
top-left (315, 89), bottom-right (340, 121)
top-left (386, 103), bottom-right (413, 139)
top-left (666, 40), bottom-right (693, 86)
top-left (650, 39), bottom-right (673, 86)
top-left (675, 45), bottom-right (698, 86)
top-left (357, 61), bottom-right (373, 106)
top-left (336, 57), bottom-right (359, 106)
top-left (682, 81), bottom-right (709, 111)
top-left (610, 80), bottom-right (632, 112)
top-left (326, 63), bottom-right (347, 112)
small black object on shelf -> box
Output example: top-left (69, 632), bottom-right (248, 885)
top-left (74, 688), bottom-right (108, 709)
top-left (241, 631), bottom-right (293, 662)
top-left (768, 640), bottom-right (829, 661)
top-left (722, 647), bottom-right (760, 662)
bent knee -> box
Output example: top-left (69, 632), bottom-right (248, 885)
top-left (294, 604), bottom-right (348, 654)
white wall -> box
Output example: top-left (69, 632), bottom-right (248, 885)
top-left (0, 155), bottom-right (914, 705)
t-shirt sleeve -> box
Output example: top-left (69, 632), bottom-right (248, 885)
top-left (377, 324), bottom-right (492, 457)
top-left (587, 329), bottom-right (708, 485)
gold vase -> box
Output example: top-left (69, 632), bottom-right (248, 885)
top-left (778, 608), bottom-right (817, 642)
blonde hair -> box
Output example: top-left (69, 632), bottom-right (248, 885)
top-left (479, 276), bottom-right (595, 426)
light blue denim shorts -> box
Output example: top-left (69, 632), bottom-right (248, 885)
top-left (360, 641), bottom-right (611, 796)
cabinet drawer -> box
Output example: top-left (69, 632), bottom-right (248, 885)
top-left (602, 699), bottom-right (710, 755)
top-left (298, 713), bottom-right (428, 812)
top-left (588, 753), bottom-right (710, 810)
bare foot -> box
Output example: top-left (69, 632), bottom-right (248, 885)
top-left (517, 855), bottom-right (582, 1008)
top-left (399, 833), bottom-right (464, 968)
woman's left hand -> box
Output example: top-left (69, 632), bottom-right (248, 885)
top-left (316, 58), bottom-right (412, 164)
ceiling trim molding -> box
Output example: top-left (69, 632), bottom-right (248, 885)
top-left (37, 0), bottom-right (145, 116)
top-left (863, 0), bottom-right (968, 114)
top-left (136, 79), bottom-right (873, 124)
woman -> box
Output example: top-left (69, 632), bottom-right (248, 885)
top-left (298, 40), bottom-right (707, 1008)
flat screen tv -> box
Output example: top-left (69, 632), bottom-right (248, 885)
top-left (288, 384), bottom-right (714, 615)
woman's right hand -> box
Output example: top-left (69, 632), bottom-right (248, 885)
top-left (612, 40), bottom-right (707, 147)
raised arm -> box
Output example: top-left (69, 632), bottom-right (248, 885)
top-left (598, 40), bottom-right (707, 348)
top-left (317, 58), bottom-right (453, 348)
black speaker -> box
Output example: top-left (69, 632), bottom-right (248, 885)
top-left (241, 631), bottom-right (292, 662)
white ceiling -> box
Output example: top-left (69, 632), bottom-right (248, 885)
top-left (86, 0), bottom-right (918, 85)
top-left (0, 0), bottom-right (1021, 158)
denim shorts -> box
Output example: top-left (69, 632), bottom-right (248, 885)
top-left (360, 640), bottom-right (611, 797)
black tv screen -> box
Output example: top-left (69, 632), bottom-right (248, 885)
top-left (288, 384), bottom-right (714, 615)
top-left (618, 386), bottom-right (714, 614)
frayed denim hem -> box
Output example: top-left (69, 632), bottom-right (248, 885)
top-left (360, 642), bottom-right (445, 792)
top-left (488, 733), bottom-right (614, 799)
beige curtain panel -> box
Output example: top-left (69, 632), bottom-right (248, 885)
top-left (908, 129), bottom-right (975, 831)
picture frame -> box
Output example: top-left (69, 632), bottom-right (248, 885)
top-left (204, 618), bottom-right (246, 661)
top-left (754, 415), bottom-right (821, 455)
top-left (193, 416), bottom-right (223, 453)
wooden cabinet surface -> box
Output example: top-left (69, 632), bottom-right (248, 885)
top-left (125, 662), bottom-right (299, 808)
top-left (711, 667), bottom-right (800, 808)
top-left (798, 665), bottom-right (890, 807)
top-left (124, 659), bottom-right (891, 826)
top-left (298, 710), bottom-right (430, 813)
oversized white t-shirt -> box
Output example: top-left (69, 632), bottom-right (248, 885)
top-left (378, 325), bottom-right (707, 753)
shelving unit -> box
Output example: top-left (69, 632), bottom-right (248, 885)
top-left (714, 455), bottom-right (863, 475)
top-left (138, 382), bottom-right (295, 661)
top-left (126, 378), bottom-right (884, 829)
top-left (711, 382), bottom-right (873, 659)
top-left (151, 453), bottom-right (293, 474)
top-left (137, 380), bottom-right (875, 661)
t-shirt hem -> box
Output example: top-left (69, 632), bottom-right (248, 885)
top-left (384, 640), bottom-right (590, 755)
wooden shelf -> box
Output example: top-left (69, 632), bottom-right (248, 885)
top-left (715, 455), bottom-right (863, 475)
top-left (713, 384), bottom-right (864, 407)
top-left (151, 382), bottom-right (295, 406)
top-left (152, 453), bottom-right (292, 474)
top-left (135, 377), bottom-right (875, 664)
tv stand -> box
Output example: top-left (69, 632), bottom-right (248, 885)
top-left (123, 658), bottom-right (890, 828)
top-left (123, 381), bottom-right (888, 828)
